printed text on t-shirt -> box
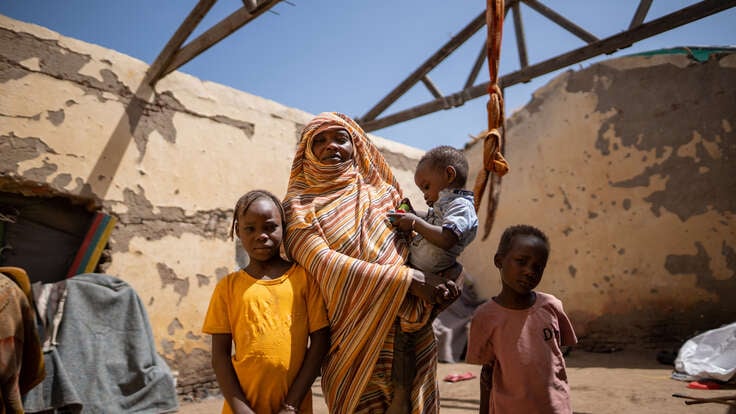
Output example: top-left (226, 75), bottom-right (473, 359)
top-left (543, 326), bottom-right (560, 344)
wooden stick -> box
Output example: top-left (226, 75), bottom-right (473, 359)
top-left (672, 393), bottom-right (736, 401)
top-left (686, 400), bottom-right (736, 406)
top-left (672, 393), bottom-right (736, 406)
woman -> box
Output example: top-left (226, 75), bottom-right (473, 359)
top-left (283, 112), bottom-right (458, 414)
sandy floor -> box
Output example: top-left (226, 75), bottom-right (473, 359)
top-left (176, 348), bottom-right (735, 413)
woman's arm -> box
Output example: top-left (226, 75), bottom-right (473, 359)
top-left (434, 263), bottom-right (463, 311)
top-left (289, 229), bottom-right (412, 303)
top-left (288, 226), bottom-right (440, 326)
top-left (407, 268), bottom-right (461, 304)
top-left (407, 261), bottom-right (464, 306)
top-left (280, 327), bottom-right (330, 412)
top-left (211, 334), bottom-right (255, 414)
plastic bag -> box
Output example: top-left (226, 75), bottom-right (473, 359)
top-left (674, 322), bottom-right (736, 382)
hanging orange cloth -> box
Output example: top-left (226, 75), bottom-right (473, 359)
top-left (473, 0), bottom-right (509, 240)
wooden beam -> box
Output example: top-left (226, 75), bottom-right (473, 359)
top-left (147, 0), bottom-right (217, 85)
top-left (421, 75), bottom-right (444, 99)
top-left (521, 0), bottom-right (599, 44)
top-left (630, 0), bottom-right (654, 28)
top-left (464, 39), bottom-right (487, 89)
top-left (496, 0), bottom-right (735, 87)
top-left (359, 0), bottom-right (735, 132)
top-left (162, 1), bottom-right (280, 77)
top-left (512, 2), bottom-right (529, 69)
top-left (360, 89), bottom-right (472, 132)
top-left (358, 10), bottom-right (487, 123)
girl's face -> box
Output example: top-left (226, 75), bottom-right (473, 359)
top-left (236, 197), bottom-right (283, 264)
top-left (414, 161), bottom-right (455, 207)
top-left (494, 234), bottom-right (549, 295)
top-left (311, 128), bottom-right (354, 164)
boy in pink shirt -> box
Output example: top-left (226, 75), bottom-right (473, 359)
top-left (466, 224), bottom-right (577, 414)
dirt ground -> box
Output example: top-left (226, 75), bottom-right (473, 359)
top-left (177, 348), bottom-right (735, 413)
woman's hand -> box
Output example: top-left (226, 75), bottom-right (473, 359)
top-left (434, 262), bottom-right (464, 311)
top-left (408, 269), bottom-right (456, 304)
top-left (434, 279), bottom-right (460, 312)
top-left (407, 269), bottom-right (435, 303)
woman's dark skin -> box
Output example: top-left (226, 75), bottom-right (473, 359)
top-left (311, 128), bottom-right (353, 164)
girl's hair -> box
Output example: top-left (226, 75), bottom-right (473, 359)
top-left (229, 189), bottom-right (286, 241)
top-left (417, 145), bottom-right (469, 187)
top-left (496, 224), bottom-right (550, 257)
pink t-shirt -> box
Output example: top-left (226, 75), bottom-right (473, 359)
top-left (466, 292), bottom-right (577, 414)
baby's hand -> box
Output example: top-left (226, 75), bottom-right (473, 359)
top-left (387, 211), bottom-right (417, 233)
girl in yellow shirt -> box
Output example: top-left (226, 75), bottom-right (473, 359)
top-left (203, 190), bottom-right (330, 414)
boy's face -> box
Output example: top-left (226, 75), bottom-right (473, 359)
top-left (494, 234), bottom-right (549, 295)
top-left (235, 197), bottom-right (283, 263)
top-left (414, 161), bottom-right (455, 207)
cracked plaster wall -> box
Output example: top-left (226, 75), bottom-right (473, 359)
top-left (463, 50), bottom-right (736, 350)
top-left (7, 12), bottom-right (732, 384)
top-left (0, 15), bottom-right (425, 387)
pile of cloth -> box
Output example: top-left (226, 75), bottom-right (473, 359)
top-left (0, 267), bottom-right (45, 413)
top-left (22, 273), bottom-right (178, 414)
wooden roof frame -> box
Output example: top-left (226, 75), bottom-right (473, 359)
top-left (146, 0), bottom-right (736, 132)
top-left (356, 0), bottom-right (736, 132)
top-left (147, 0), bottom-right (282, 86)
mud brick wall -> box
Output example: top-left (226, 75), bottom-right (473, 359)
top-left (0, 15), bottom-right (424, 389)
top-left (463, 50), bottom-right (736, 350)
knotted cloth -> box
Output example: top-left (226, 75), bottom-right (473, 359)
top-left (473, 0), bottom-right (510, 240)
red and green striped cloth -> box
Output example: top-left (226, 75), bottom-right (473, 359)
top-left (66, 212), bottom-right (116, 277)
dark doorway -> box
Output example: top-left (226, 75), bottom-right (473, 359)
top-left (0, 191), bottom-right (96, 283)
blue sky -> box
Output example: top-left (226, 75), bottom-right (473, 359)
top-left (1, 1), bottom-right (734, 150)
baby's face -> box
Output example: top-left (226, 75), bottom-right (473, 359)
top-left (414, 162), bottom-right (451, 207)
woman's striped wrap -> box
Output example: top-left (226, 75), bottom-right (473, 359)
top-left (284, 112), bottom-right (438, 413)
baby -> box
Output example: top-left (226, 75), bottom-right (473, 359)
top-left (388, 145), bottom-right (478, 413)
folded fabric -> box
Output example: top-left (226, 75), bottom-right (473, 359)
top-left (687, 380), bottom-right (722, 390)
top-left (23, 274), bottom-right (178, 413)
top-left (0, 267), bottom-right (45, 411)
top-left (443, 372), bottom-right (476, 383)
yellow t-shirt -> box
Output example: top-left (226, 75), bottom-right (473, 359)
top-left (202, 264), bottom-right (329, 414)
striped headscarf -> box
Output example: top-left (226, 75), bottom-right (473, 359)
top-left (284, 112), bottom-right (437, 413)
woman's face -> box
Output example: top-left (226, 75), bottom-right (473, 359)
top-left (311, 128), bottom-right (353, 164)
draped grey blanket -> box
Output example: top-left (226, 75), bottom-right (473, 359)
top-left (432, 277), bottom-right (486, 363)
top-left (23, 273), bottom-right (178, 413)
